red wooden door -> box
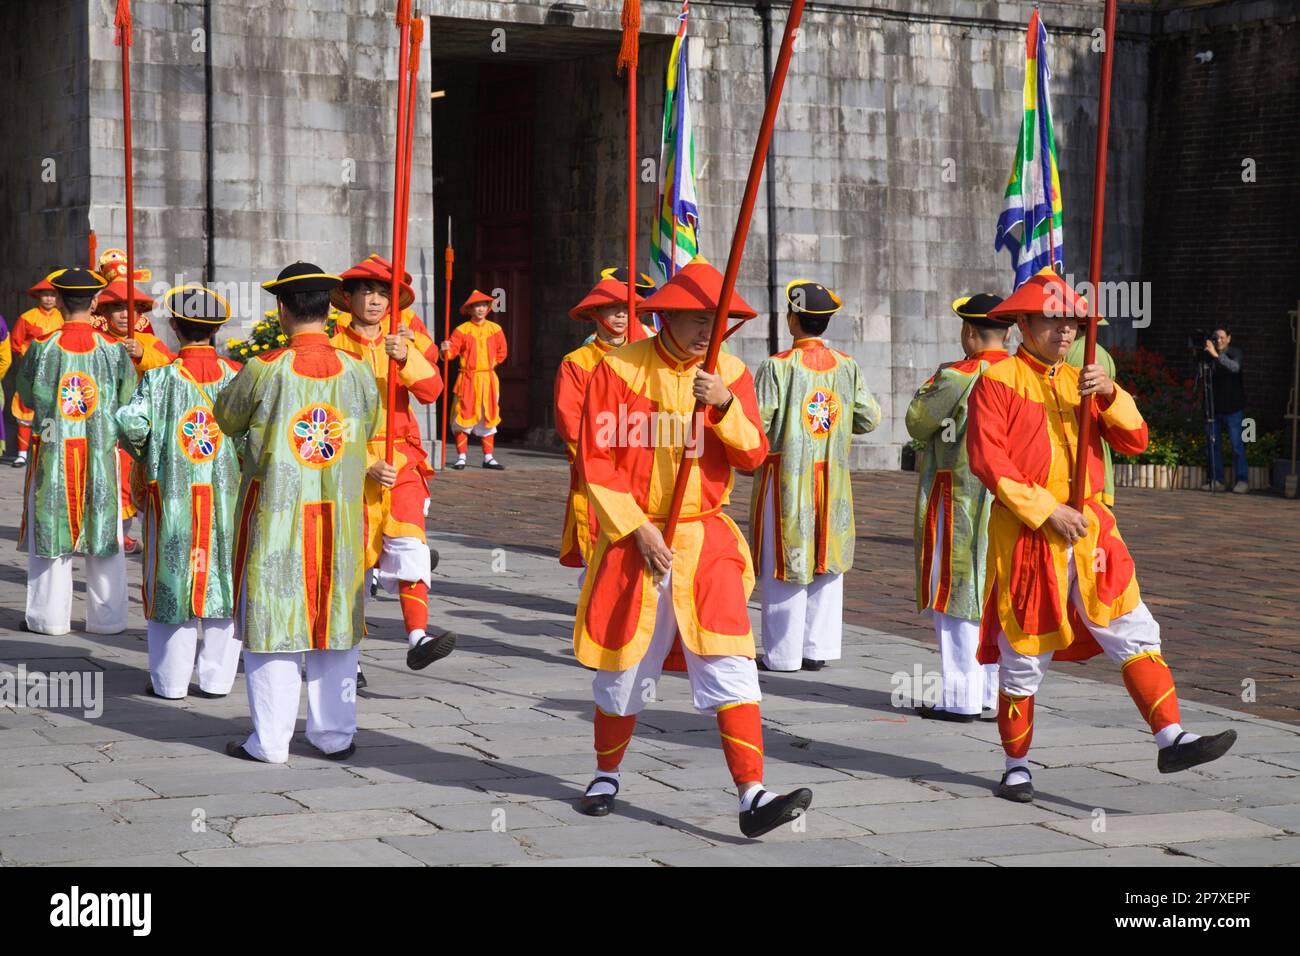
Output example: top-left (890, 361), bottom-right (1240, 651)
top-left (474, 66), bottom-right (534, 437)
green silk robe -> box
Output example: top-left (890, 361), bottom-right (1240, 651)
top-left (905, 348), bottom-right (1009, 621)
top-left (213, 331), bottom-right (381, 653)
top-left (16, 320), bottom-right (136, 558)
top-left (750, 338), bottom-right (881, 585)
top-left (116, 346), bottom-right (244, 624)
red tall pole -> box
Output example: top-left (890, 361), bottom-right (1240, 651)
top-left (385, 2), bottom-right (414, 465)
top-left (441, 216), bottom-right (453, 471)
top-left (619, 2), bottom-right (644, 341)
top-left (1070, 0), bottom-right (1117, 511)
top-left (661, 0), bottom-right (806, 547)
top-left (115, 0), bottom-right (136, 339)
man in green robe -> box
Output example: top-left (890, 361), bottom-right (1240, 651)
top-left (116, 284), bottom-right (244, 699)
top-left (214, 263), bottom-right (381, 763)
top-left (750, 280), bottom-right (881, 672)
top-left (905, 293), bottom-right (1011, 721)
top-left (17, 268), bottom-right (136, 635)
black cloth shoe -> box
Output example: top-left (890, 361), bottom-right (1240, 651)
top-left (369, 578), bottom-right (378, 598)
top-left (917, 704), bottom-right (978, 723)
top-left (995, 768), bottom-right (1034, 802)
top-left (194, 688), bottom-right (228, 699)
top-left (740, 787), bottom-right (813, 838)
top-left (1158, 730), bottom-right (1237, 774)
top-left (482, 459), bottom-right (505, 470)
top-left (225, 741), bottom-right (262, 762)
top-left (144, 681), bottom-right (184, 701)
top-left (11, 457), bottom-right (25, 468)
top-left (407, 630), bottom-right (457, 670)
top-left (429, 547), bottom-right (440, 572)
top-left (801, 659), bottom-right (826, 671)
top-left (451, 459), bottom-right (466, 470)
top-left (578, 775), bottom-right (620, 817)
top-left (755, 655), bottom-right (770, 672)
top-left (355, 669), bottom-right (367, 690)
top-left (317, 741), bottom-right (356, 762)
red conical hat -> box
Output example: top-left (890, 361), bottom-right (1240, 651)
top-left (988, 267), bottom-right (1088, 321)
top-left (568, 278), bottom-right (643, 322)
top-left (27, 274), bottom-right (57, 298)
top-left (94, 278), bottom-right (156, 313)
top-left (637, 256), bottom-right (757, 320)
top-left (331, 254), bottom-right (415, 312)
top-left (459, 289), bottom-right (495, 316)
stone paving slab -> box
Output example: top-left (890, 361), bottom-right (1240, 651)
top-left (1, 459), bottom-right (1298, 866)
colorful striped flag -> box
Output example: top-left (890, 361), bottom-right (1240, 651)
top-left (651, 1), bottom-right (700, 285)
top-left (995, 9), bottom-right (1064, 289)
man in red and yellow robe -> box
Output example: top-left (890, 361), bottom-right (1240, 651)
top-left (95, 279), bottom-right (174, 553)
top-left (554, 276), bottom-right (645, 568)
top-left (967, 268), bottom-right (1237, 802)
top-left (572, 255), bottom-right (813, 839)
top-left (330, 255), bottom-right (456, 672)
top-left (9, 275), bottom-right (64, 467)
top-left (441, 290), bottom-right (507, 470)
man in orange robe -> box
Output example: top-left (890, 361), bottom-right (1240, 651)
top-left (95, 278), bottom-right (174, 553)
top-left (330, 255), bottom-right (456, 674)
top-left (554, 276), bottom-right (644, 569)
top-left (441, 290), bottom-right (507, 470)
top-left (572, 256), bottom-right (813, 838)
top-left (967, 268), bottom-right (1237, 803)
top-left (9, 275), bottom-right (64, 468)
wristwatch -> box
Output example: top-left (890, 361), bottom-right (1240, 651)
top-left (716, 392), bottom-right (735, 415)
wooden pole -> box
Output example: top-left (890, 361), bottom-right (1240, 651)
top-left (661, 0), bottom-right (806, 547)
top-left (441, 216), bottom-right (453, 471)
top-left (385, 2), bottom-right (414, 465)
top-left (1070, 0), bottom-right (1117, 511)
top-left (619, 2), bottom-right (643, 342)
top-left (115, 0), bottom-right (136, 339)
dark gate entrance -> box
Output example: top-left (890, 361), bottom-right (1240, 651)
top-left (472, 65), bottom-right (534, 439)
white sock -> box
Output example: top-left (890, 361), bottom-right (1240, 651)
top-left (407, 628), bottom-right (427, 649)
top-left (739, 785), bottom-right (776, 812)
top-left (587, 770), bottom-right (620, 796)
top-left (484, 455), bottom-right (497, 463)
top-left (456, 454), bottom-right (466, 463)
top-left (1155, 723), bottom-right (1199, 749)
top-left (1004, 758), bottom-right (1031, 787)
top-left (15, 452), bottom-right (26, 462)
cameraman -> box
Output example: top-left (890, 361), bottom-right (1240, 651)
top-left (1202, 326), bottom-right (1248, 493)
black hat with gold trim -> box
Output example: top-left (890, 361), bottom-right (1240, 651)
top-left (49, 268), bottom-right (109, 294)
top-left (261, 262), bottom-right (340, 297)
top-left (951, 292), bottom-right (1009, 329)
top-left (164, 283), bottom-right (231, 326)
top-left (601, 266), bottom-right (656, 294)
top-left (785, 279), bottom-right (842, 318)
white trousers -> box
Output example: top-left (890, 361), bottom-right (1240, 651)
top-left (592, 571), bottom-right (761, 716)
top-left (758, 472), bottom-right (842, 670)
top-left (452, 419), bottom-right (497, 438)
top-left (241, 647), bottom-right (360, 763)
top-left (373, 535), bottom-right (432, 592)
top-left (932, 611), bottom-right (999, 714)
top-left (23, 484), bottom-right (127, 636)
top-left (147, 618), bottom-right (241, 699)
top-left (998, 550), bottom-right (1161, 697)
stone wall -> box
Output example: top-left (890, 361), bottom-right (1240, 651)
top-left (81, 0), bottom-right (433, 340)
top-left (482, 0), bottom-right (1153, 467)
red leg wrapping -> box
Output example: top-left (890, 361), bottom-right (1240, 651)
top-left (594, 707), bottom-right (637, 773)
top-left (998, 691), bottom-right (1035, 759)
top-left (1121, 652), bottom-right (1181, 733)
top-left (716, 702), bottom-right (764, 786)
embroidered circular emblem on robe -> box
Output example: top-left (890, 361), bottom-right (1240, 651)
top-left (58, 372), bottom-right (98, 420)
top-left (290, 403), bottom-right (346, 468)
top-left (802, 388), bottom-right (840, 437)
top-left (177, 407), bottom-right (222, 463)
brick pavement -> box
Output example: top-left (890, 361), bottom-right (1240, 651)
top-left (0, 447), bottom-right (1297, 866)
top-left (469, 447), bottom-right (1300, 723)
